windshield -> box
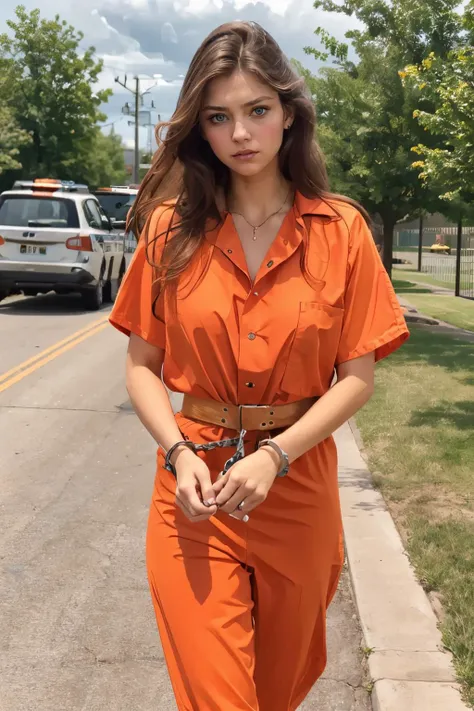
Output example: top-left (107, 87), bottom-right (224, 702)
top-left (0, 196), bottom-right (79, 228)
top-left (93, 193), bottom-right (136, 222)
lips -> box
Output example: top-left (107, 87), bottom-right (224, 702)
top-left (232, 150), bottom-right (258, 157)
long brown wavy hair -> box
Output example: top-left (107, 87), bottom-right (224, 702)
top-left (128, 20), bottom-right (369, 288)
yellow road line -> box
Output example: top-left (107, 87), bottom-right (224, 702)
top-left (0, 316), bottom-right (108, 385)
top-left (0, 321), bottom-right (108, 394)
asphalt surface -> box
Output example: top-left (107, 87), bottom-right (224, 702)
top-left (0, 292), bottom-right (370, 711)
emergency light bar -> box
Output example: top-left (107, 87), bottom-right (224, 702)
top-left (12, 179), bottom-right (89, 194)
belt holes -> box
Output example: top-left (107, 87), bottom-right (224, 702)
top-left (223, 407), bottom-right (228, 412)
top-left (270, 411), bottom-right (274, 415)
top-left (221, 418), bottom-right (226, 424)
top-left (261, 422), bottom-right (266, 427)
top-left (268, 420), bottom-right (274, 425)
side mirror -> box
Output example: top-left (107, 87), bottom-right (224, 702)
top-left (101, 216), bottom-right (112, 231)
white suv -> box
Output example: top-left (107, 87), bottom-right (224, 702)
top-left (0, 179), bottom-right (127, 310)
top-left (92, 186), bottom-right (138, 254)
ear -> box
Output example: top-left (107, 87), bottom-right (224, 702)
top-left (283, 110), bottom-right (294, 130)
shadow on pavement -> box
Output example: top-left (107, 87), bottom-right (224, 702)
top-left (0, 292), bottom-right (110, 317)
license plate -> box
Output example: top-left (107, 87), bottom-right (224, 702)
top-left (20, 244), bottom-right (47, 255)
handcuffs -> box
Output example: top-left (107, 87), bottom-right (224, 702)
top-left (164, 429), bottom-right (290, 479)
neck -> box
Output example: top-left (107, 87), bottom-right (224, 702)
top-left (227, 162), bottom-right (291, 219)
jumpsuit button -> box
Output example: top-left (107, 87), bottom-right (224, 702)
top-left (227, 249), bottom-right (233, 254)
top-left (248, 332), bottom-right (256, 341)
top-left (245, 382), bottom-right (255, 388)
top-left (267, 260), bottom-right (274, 268)
top-left (253, 291), bottom-right (258, 296)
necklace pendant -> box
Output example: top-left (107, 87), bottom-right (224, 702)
top-left (252, 228), bottom-right (257, 241)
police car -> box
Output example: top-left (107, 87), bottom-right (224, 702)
top-left (0, 179), bottom-right (127, 310)
top-left (92, 185), bottom-right (138, 253)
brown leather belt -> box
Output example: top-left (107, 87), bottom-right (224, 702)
top-left (181, 394), bottom-right (316, 432)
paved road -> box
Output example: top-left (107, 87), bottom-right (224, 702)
top-left (0, 293), bottom-right (370, 711)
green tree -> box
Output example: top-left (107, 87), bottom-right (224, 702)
top-left (0, 55), bottom-right (31, 177)
top-left (0, 106), bottom-right (31, 175)
top-left (78, 130), bottom-right (128, 188)
top-left (402, 3), bottom-right (474, 206)
top-left (303, 0), bottom-right (462, 273)
top-left (0, 5), bottom-right (111, 180)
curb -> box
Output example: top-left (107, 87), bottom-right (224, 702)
top-left (335, 421), bottom-right (470, 711)
top-left (399, 300), bottom-right (440, 326)
top-left (404, 313), bottom-right (439, 326)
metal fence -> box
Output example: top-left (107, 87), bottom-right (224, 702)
top-left (394, 224), bottom-right (474, 300)
top-left (460, 234), bottom-right (474, 299)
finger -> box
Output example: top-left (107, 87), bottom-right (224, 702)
top-left (220, 484), bottom-right (250, 514)
top-left (235, 491), bottom-right (265, 514)
top-left (176, 495), bottom-right (216, 522)
top-left (195, 469), bottom-right (217, 507)
top-left (228, 512), bottom-right (250, 523)
top-left (211, 473), bottom-right (229, 496)
top-left (177, 486), bottom-right (217, 518)
top-left (215, 476), bottom-right (241, 508)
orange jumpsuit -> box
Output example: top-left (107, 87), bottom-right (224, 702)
top-left (109, 192), bottom-right (409, 711)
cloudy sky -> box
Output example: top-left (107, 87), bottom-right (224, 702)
top-left (1, 0), bottom-right (357, 149)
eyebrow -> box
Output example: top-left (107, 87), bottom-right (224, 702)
top-left (202, 95), bottom-right (275, 111)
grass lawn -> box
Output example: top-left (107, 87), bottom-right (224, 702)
top-left (393, 267), bottom-right (455, 291)
top-left (355, 325), bottom-right (474, 706)
top-left (394, 279), bottom-right (474, 332)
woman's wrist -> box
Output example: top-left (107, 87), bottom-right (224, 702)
top-left (170, 443), bottom-right (196, 467)
top-left (257, 444), bottom-right (281, 474)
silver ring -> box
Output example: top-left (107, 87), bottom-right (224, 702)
top-left (237, 501), bottom-right (245, 511)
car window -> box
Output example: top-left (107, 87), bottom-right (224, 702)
top-left (83, 199), bottom-right (104, 229)
top-left (0, 196), bottom-right (79, 228)
top-left (93, 193), bottom-right (136, 221)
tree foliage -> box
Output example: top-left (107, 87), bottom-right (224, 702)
top-left (402, 3), bottom-right (474, 206)
top-left (303, 0), bottom-right (463, 272)
top-left (0, 5), bottom-right (126, 189)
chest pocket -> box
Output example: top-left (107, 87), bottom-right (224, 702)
top-left (280, 301), bottom-right (344, 397)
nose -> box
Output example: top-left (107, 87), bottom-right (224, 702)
top-left (232, 120), bottom-right (251, 142)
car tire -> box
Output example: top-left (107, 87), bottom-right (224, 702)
top-left (82, 278), bottom-right (104, 311)
top-left (102, 278), bottom-right (112, 303)
top-left (0, 290), bottom-right (8, 303)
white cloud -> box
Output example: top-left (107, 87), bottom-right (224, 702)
top-left (162, 22), bottom-right (179, 43)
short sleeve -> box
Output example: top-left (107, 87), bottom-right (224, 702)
top-left (336, 212), bottom-right (409, 365)
top-left (109, 207), bottom-right (171, 350)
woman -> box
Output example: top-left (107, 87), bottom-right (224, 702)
top-left (109, 20), bottom-right (409, 711)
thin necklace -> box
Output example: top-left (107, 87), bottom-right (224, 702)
top-left (230, 187), bottom-right (292, 241)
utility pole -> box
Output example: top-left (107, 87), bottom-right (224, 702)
top-left (134, 77), bottom-right (139, 185)
top-left (115, 75), bottom-right (156, 184)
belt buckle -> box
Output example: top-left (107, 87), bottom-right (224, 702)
top-left (238, 404), bottom-right (270, 430)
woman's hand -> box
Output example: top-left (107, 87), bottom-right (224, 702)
top-left (212, 447), bottom-right (280, 520)
top-left (174, 448), bottom-right (218, 523)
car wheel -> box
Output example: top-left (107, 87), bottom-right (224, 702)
top-left (0, 290), bottom-right (8, 303)
top-left (82, 278), bottom-right (104, 311)
top-left (102, 278), bottom-right (112, 303)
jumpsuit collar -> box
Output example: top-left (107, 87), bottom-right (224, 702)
top-left (203, 192), bottom-right (342, 285)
